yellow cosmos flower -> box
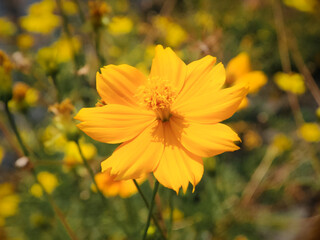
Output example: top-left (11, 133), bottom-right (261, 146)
top-left (298, 123), bottom-right (320, 142)
top-left (108, 16), bottom-right (133, 35)
top-left (283, 0), bottom-right (316, 12)
top-left (0, 183), bottom-right (20, 219)
top-left (274, 72), bottom-right (306, 95)
top-left (20, 0), bottom-right (60, 34)
top-left (0, 17), bottom-right (17, 37)
top-left (94, 171), bottom-right (146, 198)
top-left (37, 171), bottom-right (59, 194)
top-left (75, 45), bottom-right (248, 193)
top-left (153, 16), bottom-right (187, 48)
top-left (64, 141), bottom-right (97, 166)
top-left (226, 52), bottom-right (267, 110)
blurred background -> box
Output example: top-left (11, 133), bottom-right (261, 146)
top-left (0, 0), bottom-right (320, 239)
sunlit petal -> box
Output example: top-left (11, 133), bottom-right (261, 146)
top-left (153, 122), bottom-right (203, 194)
top-left (97, 64), bottom-right (146, 107)
top-left (75, 104), bottom-right (155, 144)
top-left (101, 121), bottom-right (164, 180)
top-left (150, 45), bottom-right (187, 93)
top-left (170, 117), bottom-right (240, 157)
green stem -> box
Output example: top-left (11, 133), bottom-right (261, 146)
top-left (75, 140), bottom-right (131, 236)
top-left (133, 180), bottom-right (167, 239)
top-left (3, 101), bottom-right (78, 240)
top-left (4, 101), bottom-right (29, 156)
top-left (143, 180), bottom-right (160, 240)
top-left (94, 28), bottom-right (106, 66)
top-left (74, 139), bottom-right (106, 203)
top-left (168, 190), bottom-right (174, 238)
top-left (72, 0), bottom-right (85, 23)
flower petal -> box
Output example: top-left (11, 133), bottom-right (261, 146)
top-left (97, 64), bottom-right (146, 107)
top-left (101, 121), bottom-right (164, 180)
top-left (174, 59), bottom-right (226, 106)
top-left (170, 117), bottom-right (240, 157)
top-left (153, 122), bottom-right (203, 194)
top-left (173, 82), bottom-right (248, 124)
top-left (150, 45), bottom-right (187, 93)
top-left (236, 71), bottom-right (267, 94)
top-left (74, 104), bottom-right (155, 144)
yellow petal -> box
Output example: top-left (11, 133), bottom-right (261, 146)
top-left (226, 52), bottom-right (251, 80)
top-left (75, 104), bottom-right (155, 144)
top-left (236, 71), bottom-right (267, 94)
top-left (97, 64), bottom-right (146, 107)
top-left (170, 117), bottom-right (240, 157)
top-left (150, 45), bottom-right (187, 93)
top-left (175, 56), bottom-right (226, 105)
top-left (237, 97), bottom-right (249, 110)
top-left (101, 120), bottom-right (164, 180)
top-left (153, 122), bottom-right (203, 194)
top-left (173, 82), bottom-right (248, 124)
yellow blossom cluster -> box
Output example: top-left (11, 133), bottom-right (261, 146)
top-left (0, 183), bottom-right (20, 226)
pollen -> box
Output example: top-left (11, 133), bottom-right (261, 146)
top-left (138, 76), bottom-right (177, 121)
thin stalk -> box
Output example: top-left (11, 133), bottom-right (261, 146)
top-left (4, 101), bottom-right (29, 156)
top-left (241, 146), bottom-right (278, 205)
top-left (143, 180), bottom-right (160, 240)
top-left (3, 101), bottom-right (79, 240)
top-left (74, 139), bottom-right (106, 203)
top-left (133, 180), bottom-right (167, 239)
top-left (72, 0), bottom-right (86, 24)
top-left (75, 140), bottom-right (131, 236)
top-left (44, 189), bottom-right (79, 240)
top-left (272, 0), bottom-right (304, 125)
top-left (55, 0), bottom-right (81, 70)
top-left (94, 28), bottom-right (106, 66)
top-left (168, 190), bottom-right (174, 239)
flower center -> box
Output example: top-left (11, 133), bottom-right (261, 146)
top-left (138, 76), bottom-right (177, 121)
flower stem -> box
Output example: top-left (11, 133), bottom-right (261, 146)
top-left (133, 180), bottom-right (167, 239)
top-left (3, 101), bottom-right (79, 240)
top-left (4, 101), bottom-right (29, 156)
top-left (74, 139), bottom-right (106, 203)
top-left (142, 180), bottom-right (160, 240)
top-left (94, 28), bottom-right (106, 66)
top-left (168, 190), bottom-right (174, 238)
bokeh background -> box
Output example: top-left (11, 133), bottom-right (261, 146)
top-left (1, 0), bottom-right (320, 239)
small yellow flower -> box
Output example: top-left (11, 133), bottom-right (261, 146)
top-left (94, 171), bottom-right (146, 198)
top-left (30, 184), bottom-right (43, 198)
top-left (163, 207), bottom-right (184, 221)
top-left (62, 0), bottom-right (78, 15)
top-left (0, 145), bottom-right (4, 165)
top-left (272, 133), bottom-right (292, 153)
top-left (153, 16), bottom-right (187, 48)
top-left (243, 130), bottom-right (262, 150)
top-left (37, 171), bottom-right (59, 194)
top-left (283, 0), bottom-right (316, 12)
top-left (49, 99), bottom-right (80, 141)
top-left (316, 107), bottom-right (320, 119)
top-left (20, 0), bottom-right (60, 34)
top-left (9, 82), bottom-right (39, 111)
top-left (298, 123), bottom-right (320, 142)
top-left (194, 11), bottom-right (214, 32)
top-left (226, 52), bottom-right (267, 110)
top-left (108, 16), bottom-right (133, 35)
top-left (64, 141), bottom-right (97, 166)
top-left (0, 183), bottom-right (20, 219)
top-left (274, 72), bottom-right (306, 95)
top-left (17, 33), bottom-right (35, 50)
top-left (0, 17), bottom-right (17, 37)
top-left (75, 45), bottom-right (248, 193)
